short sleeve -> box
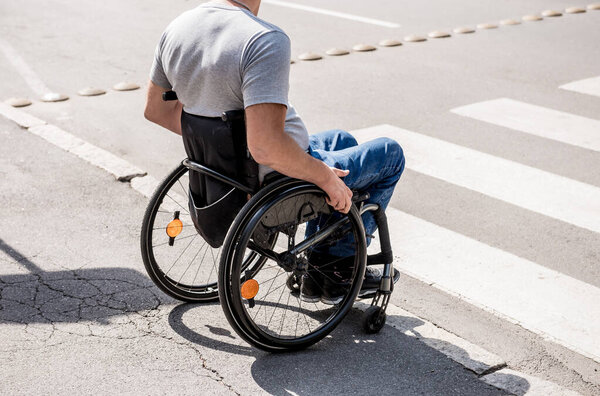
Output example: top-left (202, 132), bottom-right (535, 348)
top-left (149, 32), bottom-right (172, 90)
top-left (241, 31), bottom-right (291, 108)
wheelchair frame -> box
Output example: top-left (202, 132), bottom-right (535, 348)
top-left (143, 156), bottom-right (397, 342)
top-left (141, 95), bottom-right (398, 350)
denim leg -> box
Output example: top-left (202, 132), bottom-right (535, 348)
top-left (309, 130), bottom-right (358, 151)
top-left (304, 130), bottom-right (356, 252)
top-left (307, 134), bottom-right (405, 257)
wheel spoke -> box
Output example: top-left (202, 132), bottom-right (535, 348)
top-left (294, 295), bottom-right (302, 337)
top-left (175, 244), bottom-right (205, 286)
top-left (267, 280), bottom-right (289, 327)
top-left (165, 192), bottom-right (190, 214)
top-left (252, 267), bottom-right (282, 320)
top-left (152, 233), bottom-right (196, 248)
top-left (177, 179), bottom-right (188, 197)
top-left (254, 269), bottom-right (287, 286)
top-left (164, 235), bottom-right (197, 277)
top-left (307, 262), bottom-right (355, 286)
top-left (278, 290), bottom-right (292, 336)
top-left (152, 224), bottom-right (195, 231)
top-left (205, 245), bottom-right (219, 288)
top-left (189, 244), bottom-right (212, 291)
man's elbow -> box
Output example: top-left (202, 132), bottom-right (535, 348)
top-left (248, 145), bottom-right (273, 167)
top-left (144, 106), bottom-right (155, 123)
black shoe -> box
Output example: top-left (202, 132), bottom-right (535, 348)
top-left (320, 277), bottom-right (349, 305)
top-left (321, 267), bottom-right (383, 304)
top-left (300, 273), bottom-right (322, 303)
top-left (305, 252), bottom-right (384, 304)
top-left (305, 252), bottom-right (347, 305)
top-left (358, 267), bottom-right (382, 298)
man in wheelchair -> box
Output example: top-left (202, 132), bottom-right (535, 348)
top-left (144, 0), bottom-right (405, 306)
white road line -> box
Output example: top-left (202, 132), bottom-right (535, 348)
top-left (481, 368), bottom-right (581, 395)
top-left (353, 124), bottom-right (600, 234)
top-left (0, 38), bottom-right (51, 96)
top-left (0, 102), bottom-right (46, 128)
top-left (262, 0), bottom-right (401, 28)
top-left (0, 103), bottom-right (144, 180)
top-left (560, 76), bottom-right (600, 98)
top-left (451, 98), bottom-right (600, 152)
top-left (382, 206), bottom-right (600, 364)
top-left (130, 175), bottom-right (160, 199)
top-left (355, 301), bottom-right (505, 375)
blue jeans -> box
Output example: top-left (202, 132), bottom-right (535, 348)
top-left (306, 130), bottom-right (405, 257)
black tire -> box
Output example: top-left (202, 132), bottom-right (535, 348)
top-left (219, 178), bottom-right (367, 351)
top-left (140, 163), bottom-right (270, 302)
top-left (362, 306), bottom-right (386, 334)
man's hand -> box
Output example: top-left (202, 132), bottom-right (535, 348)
top-left (321, 167), bottom-right (353, 214)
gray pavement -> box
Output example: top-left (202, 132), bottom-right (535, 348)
top-left (0, 118), bottom-right (507, 394)
top-left (1, 0), bottom-right (600, 394)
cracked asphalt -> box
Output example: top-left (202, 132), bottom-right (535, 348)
top-left (0, 113), bottom-right (508, 394)
top-left (2, 1), bottom-right (599, 394)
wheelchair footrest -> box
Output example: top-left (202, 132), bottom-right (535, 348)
top-left (358, 269), bottom-right (400, 300)
top-left (358, 289), bottom-right (377, 300)
top-left (367, 251), bottom-right (393, 265)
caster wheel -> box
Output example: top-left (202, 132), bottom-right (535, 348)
top-left (363, 306), bottom-right (386, 334)
top-left (286, 273), bottom-right (301, 294)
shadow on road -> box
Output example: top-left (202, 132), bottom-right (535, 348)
top-left (1, 238), bottom-right (529, 395)
top-left (168, 302), bottom-right (528, 395)
top-left (0, 238), bottom-right (162, 325)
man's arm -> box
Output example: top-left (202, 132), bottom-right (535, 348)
top-left (144, 80), bottom-right (183, 135)
top-left (246, 103), bottom-right (353, 213)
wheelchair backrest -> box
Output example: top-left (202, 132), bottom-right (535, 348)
top-left (181, 110), bottom-right (259, 247)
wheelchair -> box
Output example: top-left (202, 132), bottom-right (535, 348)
top-left (140, 102), bottom-right (399, 352)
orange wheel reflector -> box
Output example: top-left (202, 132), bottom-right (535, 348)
top-left (241, 279), bottom-right (259, 300)
top-left (166, 219), bottom-right (183, 238)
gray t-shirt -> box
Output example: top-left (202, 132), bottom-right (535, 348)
top-left (150, 2), bottom-right (309, 179)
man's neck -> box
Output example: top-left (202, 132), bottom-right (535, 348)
top-left (221, 0), bottom-right (260, 16)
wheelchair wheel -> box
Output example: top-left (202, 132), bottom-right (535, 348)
top-left (141, 163), bottom-right (272, 302)
top-left (219, 178), bottom-right (367, 351)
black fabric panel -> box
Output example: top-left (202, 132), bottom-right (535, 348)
top-left (180, 110), bottom-right (259, 248)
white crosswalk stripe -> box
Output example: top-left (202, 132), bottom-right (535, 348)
top-left (450, 98), bottom-right (600, 152)
top-left (560, 76), bottom-right (600, 98)
top-left (381, 207), bottom-right (600, 364)
top-left (352, 124), bottom-right (600, 234)
top-left (351, 120), bottom-right (600, 363)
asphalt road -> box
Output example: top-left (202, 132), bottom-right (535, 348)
top-left (1, 0), bottom-right (599, 394)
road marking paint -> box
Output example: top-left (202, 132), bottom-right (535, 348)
top-left (451, 98), bottom-right (600, 152)
top-left (0, 38), bottom-right (51, 96)
top-left (560, 76), bottom-right (600, 98)
top-left (3, 101), bottom-right (598, 373)
top-left (353, 124), bottom-right (600, 233)
top-left (0, 102), bottom-right (46, 128)
top-left (130, 175), bottom-right (160, 199)
top-left (380, 206), bottom-right (600, 364)
top-left (481, 368), bottom-right (581, 395)
top-left (355, 301), bottom-right (506, 375)
top-left (0, 103), bottom-right (144, 180)
top-left (261, 0), bottom-right (401, 28)
top-left (28, 124), bottom-right (145, 179)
